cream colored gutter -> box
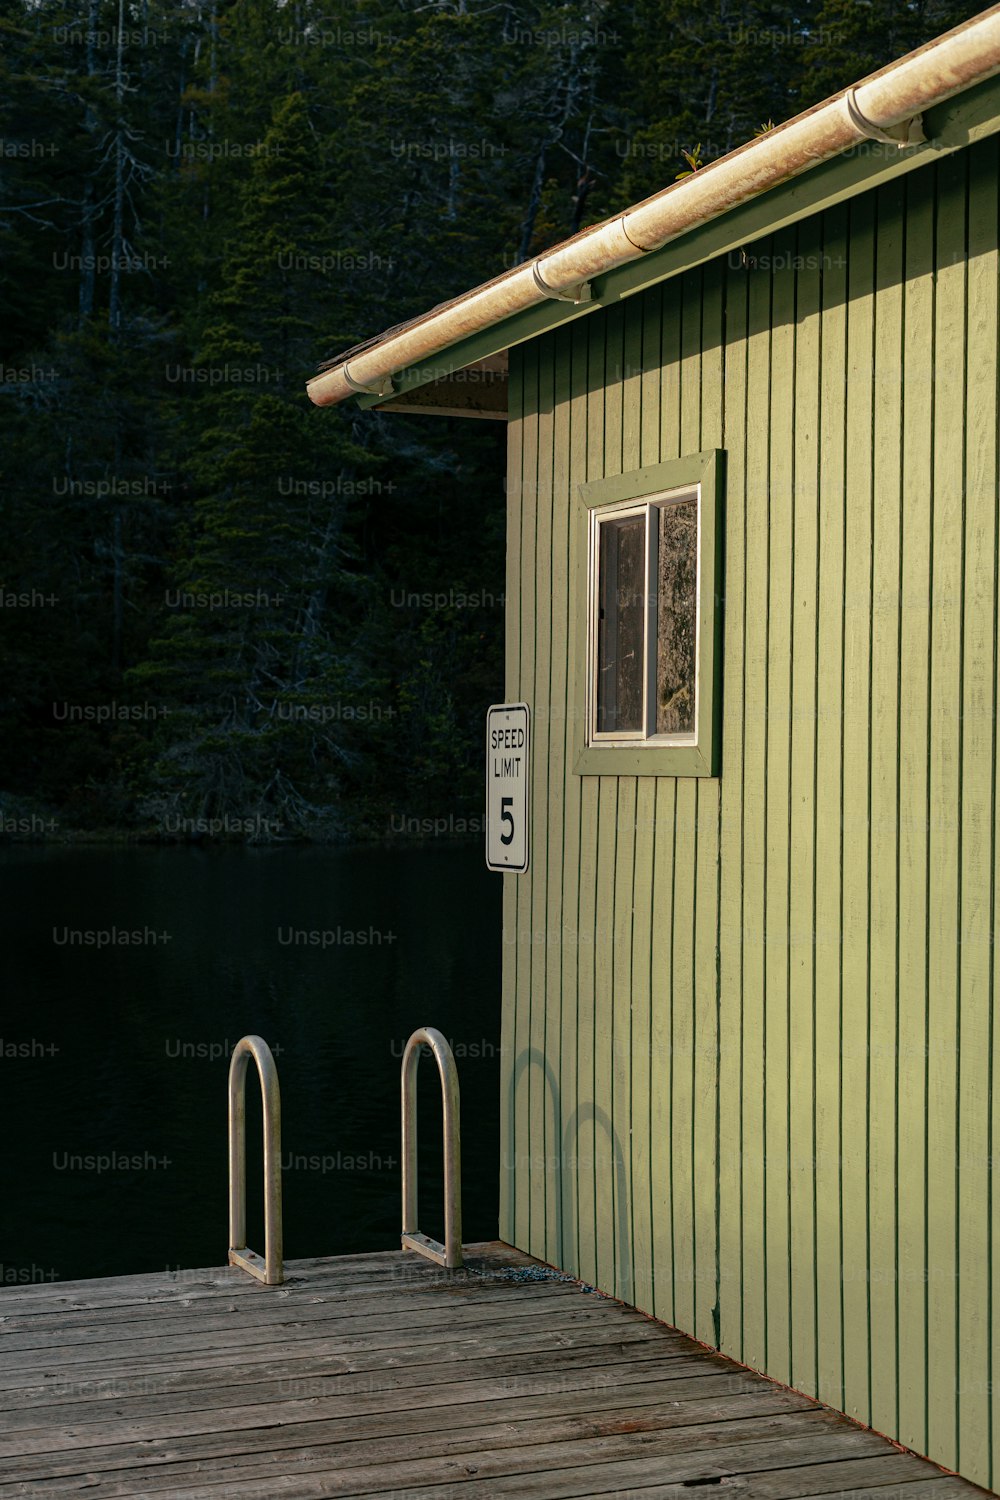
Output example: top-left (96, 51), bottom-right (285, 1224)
top-left (307, 5), bottom-right (1000, 408)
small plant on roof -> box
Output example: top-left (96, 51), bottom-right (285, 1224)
top-left (675, 143), bottom-right (704, 179)
top-left (754, 119), bottom-right (776, 136)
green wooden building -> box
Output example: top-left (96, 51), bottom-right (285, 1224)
top-left (310, 10), bottom-right (1000, 1488)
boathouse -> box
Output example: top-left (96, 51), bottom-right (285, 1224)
top-left (309, 10), bottom-right (1000, 1489)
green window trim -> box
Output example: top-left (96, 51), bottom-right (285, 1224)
top-left (571, 449), bottom-right (725, 778)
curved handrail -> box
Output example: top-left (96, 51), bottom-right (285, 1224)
top-left (401, 1027), bottom-right (463, 1269)
top-left (228, 1035), bottom-right (283, 1285)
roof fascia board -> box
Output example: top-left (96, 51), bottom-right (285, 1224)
top-left (357, 70), bottom-right (1000, 414)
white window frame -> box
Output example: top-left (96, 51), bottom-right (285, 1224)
top-left (571, 448), bottom-right (724, 779)
top-left (587, 484), bottom-right (701, 748)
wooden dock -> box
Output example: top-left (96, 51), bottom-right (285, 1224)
top-left (0, 1242), bottom-right (988, 1498)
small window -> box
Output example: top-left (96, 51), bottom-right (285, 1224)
top-left (592, 493), bottom-right (698, 742)
top-left (573, 450), bottom-right (723, 777)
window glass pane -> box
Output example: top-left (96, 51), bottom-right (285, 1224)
top-left (596, 513), bottom-right (645, 733)
top-left (655, 498), bottom-right (697, 735)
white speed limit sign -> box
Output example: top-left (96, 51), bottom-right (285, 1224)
top-left (485, 702), bottom-right (529, 872)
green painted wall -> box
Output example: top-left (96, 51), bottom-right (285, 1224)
top-left (500, 135), bottom-right (1000, 1489)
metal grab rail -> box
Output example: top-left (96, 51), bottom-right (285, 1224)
top-left (228, 1035), bottom-right (283, 1285)
top-left (401, 1027), bottom-right (463, 1269)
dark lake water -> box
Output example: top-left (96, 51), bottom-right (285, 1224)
top-left (0, 845), bottom-right (501, 1284)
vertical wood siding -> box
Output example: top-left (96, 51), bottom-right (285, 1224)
top-left (500, 138), bottom-right (1000, 1490)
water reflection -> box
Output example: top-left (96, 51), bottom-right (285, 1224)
top-left (0, 844), bottom-right (500, 1281)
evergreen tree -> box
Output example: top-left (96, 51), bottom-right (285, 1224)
top-left (129, 90), bottom-right (377, 836)
top-left (800, 0), bottom-right (972, 102)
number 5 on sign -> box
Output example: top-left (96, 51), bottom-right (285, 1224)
top-left (486, 703), bottom-right (529, 873)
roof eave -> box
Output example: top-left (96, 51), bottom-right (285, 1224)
top-left (308, 5), bottom-right (1000, 414)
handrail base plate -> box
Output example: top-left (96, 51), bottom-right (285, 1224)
top-left (229, 1246), bottom-right (282, 1285)
top-left (402, 1230), bottom-right (463, 1269)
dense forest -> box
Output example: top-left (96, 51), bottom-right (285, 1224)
top-left (0, 0), bottom-right (969, 841)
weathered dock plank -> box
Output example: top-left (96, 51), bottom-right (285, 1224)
top-left (0, 1243), bottom-right (988, 1500)
top-left (0, 1393), bottom-right (814, 1497)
